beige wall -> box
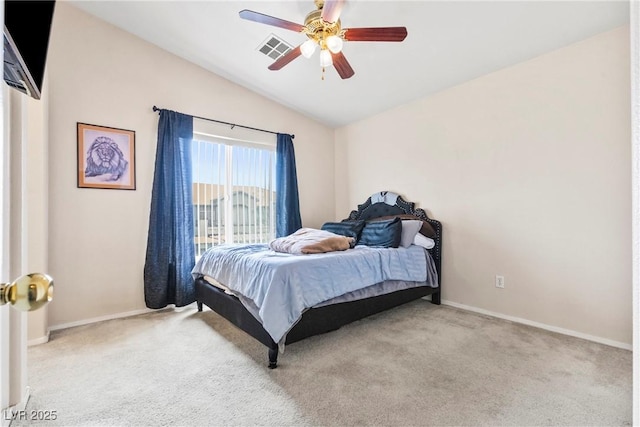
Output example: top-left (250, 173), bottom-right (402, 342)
top-left (335, 26), bottom-right (632, 345)
top-left (24, 85), bottom-right (49, 343)
top-left (43, 3), bottom-right (631, 346)
top-left (46, 3), bottom-right (334, 327)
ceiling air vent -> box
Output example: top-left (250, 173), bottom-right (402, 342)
top-left (257, 34), bottom-right (293, 61)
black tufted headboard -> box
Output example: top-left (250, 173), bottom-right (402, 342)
top-left (344, 192), bottom-right (442, 285)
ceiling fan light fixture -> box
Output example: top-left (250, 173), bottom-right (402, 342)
top-left (319, 49), bottom-right (333, 67)
top-left (325, 35), bottom-right (343, 53)
top-left (300, 39), bottom-right (318, 58)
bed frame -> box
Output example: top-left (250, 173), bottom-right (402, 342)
top-left (195, 194), bottom-right (442, 368)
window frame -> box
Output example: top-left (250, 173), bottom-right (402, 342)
top-left (192, 122), bottom-right (277, 257)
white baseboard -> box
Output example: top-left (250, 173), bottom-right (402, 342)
top-left (49, 308), bottom-right (154, 332)
top-left (27, 331), bottom-right (50, 347)
top-left (2, 386), bottom-right (30, 427)
top-left (45, 300), bottom-right (632, 351)
top-left (440, 299), bottom-right (632, 351)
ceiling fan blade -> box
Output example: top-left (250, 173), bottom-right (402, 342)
top-left (343, 27), bottom-right (408, 42)
top-left (268, 46), bottom-right (302, 71)
top-left (331, 51), bottom-right (355, 79)
top-left (321, 0), bottom-right (345, 24)
top-left (239, 9), bottom-right (305, 32)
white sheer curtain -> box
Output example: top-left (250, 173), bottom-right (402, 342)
top-left (191, 123), bottom-right (276, 258)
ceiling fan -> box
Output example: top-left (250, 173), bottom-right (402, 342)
top-left (239, 0), bottom-right (408, 80)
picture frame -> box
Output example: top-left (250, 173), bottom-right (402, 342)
top-left (77, 122), bottom-right (136, 190)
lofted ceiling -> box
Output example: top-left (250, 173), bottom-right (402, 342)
top-left (68, 1), bottom-right (630, 128)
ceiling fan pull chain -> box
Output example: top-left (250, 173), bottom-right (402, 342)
top-left (321, 67), bottom-right (326, 80)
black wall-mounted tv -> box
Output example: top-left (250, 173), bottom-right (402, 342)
top-left (4, 0), bottom-right (56, 100)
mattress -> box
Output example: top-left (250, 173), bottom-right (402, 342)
top-left (192, 243), bottom-right (438, 345)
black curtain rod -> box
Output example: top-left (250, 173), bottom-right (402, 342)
top-left (152, 106), bottom-right (294, 139)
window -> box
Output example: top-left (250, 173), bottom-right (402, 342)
top-left (192, 125), bottom-right (276, 257)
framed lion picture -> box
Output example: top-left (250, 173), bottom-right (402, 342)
top-left (77, 122), bottom-right (136, 190)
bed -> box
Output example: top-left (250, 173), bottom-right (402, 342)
top-left (192, 192), bottom-right (442, 368)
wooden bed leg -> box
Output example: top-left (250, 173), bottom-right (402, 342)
top-left (197, 301), bottom-right (203, 312)
top-left (431, 291), bottom-right (441, 305)
top-left (268, 347), bottom-right (278, 369)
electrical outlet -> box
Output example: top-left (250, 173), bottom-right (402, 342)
top-left (495, 275), bottom-right (505, 289)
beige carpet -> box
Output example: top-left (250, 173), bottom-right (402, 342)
top-left (17, 301), bottom-right (631, 426)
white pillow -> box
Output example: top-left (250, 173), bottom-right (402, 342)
top-left (400, 220), bottom-right (422, 248)
top-left (413, 232), bottom-right (435, 250)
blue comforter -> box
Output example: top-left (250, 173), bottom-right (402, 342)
top-left (192, 243), bottom-right (437, 345)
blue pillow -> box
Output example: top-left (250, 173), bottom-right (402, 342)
top-left (321, 220), bottom-right (365, 243)
top-left (359, 217), bottom-right (402, 248)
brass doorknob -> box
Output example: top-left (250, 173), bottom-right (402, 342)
top-left (0, 273), bottom-right (53, 311)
